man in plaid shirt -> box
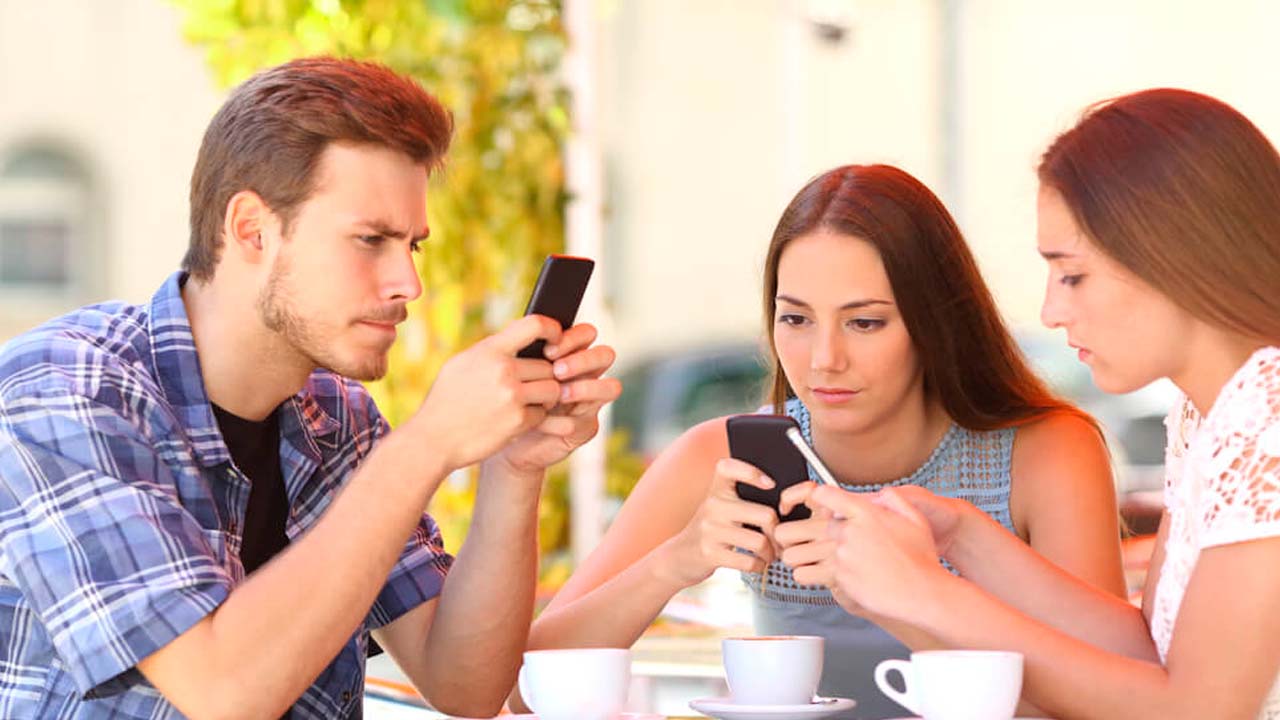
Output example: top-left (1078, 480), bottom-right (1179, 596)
top-left (0, 57), bottom-right (620, 719)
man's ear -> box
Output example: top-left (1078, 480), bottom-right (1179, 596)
top-left (222, 190), bottom-right (276, 265)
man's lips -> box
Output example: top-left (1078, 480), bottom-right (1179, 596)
top-left (358, 309), bottom-right (408, 332)
top-left (359, 319), bottom-right (400, 334)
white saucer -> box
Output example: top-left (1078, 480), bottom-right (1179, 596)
top-left (497, 715), bottom-right (664, 720)
top-left (488, 714), bottom-right (664, 719)
top-left (689, 696), bottom-right (856, 720)
top-left (885, 717), bottom-right (1051, 720)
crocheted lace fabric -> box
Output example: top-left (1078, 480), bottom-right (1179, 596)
top-left (1151, 346), bottom-right (1280, 718)
top-left (742, 397), bottom-right (1016, 603)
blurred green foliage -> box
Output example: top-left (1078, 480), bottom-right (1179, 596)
top-left (173, 0), bottom-right (643, 565)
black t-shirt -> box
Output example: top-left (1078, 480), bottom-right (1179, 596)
top-left (211, 404), bottom-right (290, 577)
top-left (212, 404), bottom-right (291, 719)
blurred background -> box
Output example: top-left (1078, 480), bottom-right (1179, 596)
top-left (2, 0), bottom-right (1278, 715)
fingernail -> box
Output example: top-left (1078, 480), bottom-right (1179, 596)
top-left (544, 344), bottom-right (560, 359)
top-left (554, 361), bottom-right (569, 377)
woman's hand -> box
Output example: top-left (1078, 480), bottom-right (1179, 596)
top-left (794, 485), bottom-right (953, 621)
top-left (659, 458), bottom-right (783, 587)
top-left (774, 482), bottom-right (868, 614)
top-left (869, 485), bottom-right (975, 558)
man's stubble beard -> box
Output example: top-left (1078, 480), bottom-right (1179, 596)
top-left (258, 253), bottom-right (389, 382)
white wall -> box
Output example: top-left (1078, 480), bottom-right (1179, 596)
top-left (599, 0), bottom-right (1280, 363)
top-left (599, 0), bottom-right (941, 361)
top-left (958, 0), bottom-right (1280, 327)
top-left (0, 0), bottom-right (221, 337)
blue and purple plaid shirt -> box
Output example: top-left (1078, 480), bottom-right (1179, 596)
top-left (0, 272), bottom-right (453, 718)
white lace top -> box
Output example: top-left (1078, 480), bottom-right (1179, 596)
top-left (1151, 345), bottom-right (1280, 718)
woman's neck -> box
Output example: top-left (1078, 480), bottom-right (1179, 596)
top-left (809, 395), bottom-right (953, 486)
top-left (1173, 327), bottom-right (1268, 417)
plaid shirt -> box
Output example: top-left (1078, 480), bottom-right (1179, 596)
top-left (0, 272), bottom-right (453, 719)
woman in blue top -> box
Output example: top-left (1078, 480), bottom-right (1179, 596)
top-left (518, 164), bottom-right (1125, 718)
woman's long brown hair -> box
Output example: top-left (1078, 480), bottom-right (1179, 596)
top-left (762, 164), bottom-right (1087, 431)
top-left (1039, 88), bottom-right (1280, 344)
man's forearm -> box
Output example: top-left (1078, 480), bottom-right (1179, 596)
top-left (139, 427), bottom-right (447, 719)
top-left (420, 458), bottom-right (543, 712)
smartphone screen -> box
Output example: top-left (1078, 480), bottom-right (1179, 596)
top-left (726, 414), bottom-right (813, 522)
top-left (517, 255), bottom-right (595, 359)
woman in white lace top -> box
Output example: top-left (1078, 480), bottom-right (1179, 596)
top-left (777, 88), bottom-right (1280, 719)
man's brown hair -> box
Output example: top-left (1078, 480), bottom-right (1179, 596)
top-left (184, 57), bottom-right (453, 280)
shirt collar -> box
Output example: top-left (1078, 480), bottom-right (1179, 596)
top-left (146, 271), bottom-right (341, 468)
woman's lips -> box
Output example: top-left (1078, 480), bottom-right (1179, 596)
top-left (810, 387), bottom-right (860, 404)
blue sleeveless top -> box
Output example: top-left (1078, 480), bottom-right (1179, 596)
top-left (745, 398), bottom-right (1018, 719)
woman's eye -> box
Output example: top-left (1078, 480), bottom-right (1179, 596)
top-left (358, 234), bottom-right (384, 247)
top-left (849, 318), bottom-right (886, 331)
top-left (1060, 274), bottom-right (1084, 287)
top-left (777, 314), bottom-right (808, 327)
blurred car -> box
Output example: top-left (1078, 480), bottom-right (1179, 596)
top-left (1016, 332), bottom-right (1178, 492)
top-left (611, 335), bottom-right (1178, 532)
top-left (611, 341), bottom-right (769, 463)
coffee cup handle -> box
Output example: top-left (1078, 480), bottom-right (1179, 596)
top-left (517, 664), bottom-right (533, 708)
top-left (874, 658), bottom-right (920, 715)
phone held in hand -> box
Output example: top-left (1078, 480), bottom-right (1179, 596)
top-left (517, 254), bottom-right (595, 360)
top-left (725, 414), bottom-right (813, 523)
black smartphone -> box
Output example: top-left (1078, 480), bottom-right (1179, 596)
top-left (517, 255), bottom-right (595, 359)
top-left (726, 414), bottom-right (812, 523)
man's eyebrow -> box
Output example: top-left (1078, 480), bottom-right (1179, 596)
top-left (776, 294), bottom-right (893, 310)
top-left (355, 220), bottom-right (430, 242)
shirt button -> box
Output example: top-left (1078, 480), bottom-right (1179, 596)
top-left (228, 520), bottom-right (238, 534)
top-left (341, 690), bottom-right (352, 702)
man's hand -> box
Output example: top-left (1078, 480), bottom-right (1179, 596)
top-left (410, 314), bottom-right (566, 473)
top-left (495, 322), bottom-right (621, 477)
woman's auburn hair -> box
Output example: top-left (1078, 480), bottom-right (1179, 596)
top-left (1039, 87), bottom-right (1280, 345)
top-left (761, 164), bottom-right (1091, 433)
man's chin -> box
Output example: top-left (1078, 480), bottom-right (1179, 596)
top-left (345, 360), bottom-right (389, 382)
top-left (316, 353), bottom-right (389, 382)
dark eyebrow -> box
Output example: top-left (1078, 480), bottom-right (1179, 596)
top-left (356, 220), bottom-right (430, 243)
top-left (1038, 249), bottom-right (1075, 260)
top-left (776, 294), bottom-right (893, 310)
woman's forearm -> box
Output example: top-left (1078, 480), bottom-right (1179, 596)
top-left (528, 540), bottom-right (691, 651)
top-left (510, 542), bottom-right (692, 712)
top-left (946, 511), bottom-right (1158, 661)
top-left (907, 574), bottom-right (1201, 720)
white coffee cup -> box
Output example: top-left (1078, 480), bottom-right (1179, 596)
top-left (517, 647), bottom-right (631, 720)
top-left (722, 635), bottom-right (824, 705)
top-left (874, 650), bottom-right (1023, 720)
